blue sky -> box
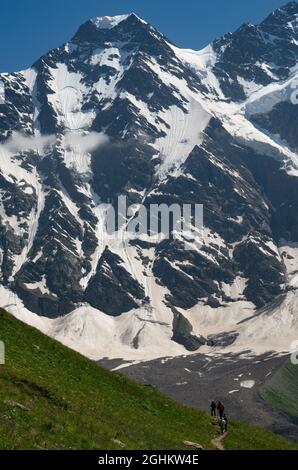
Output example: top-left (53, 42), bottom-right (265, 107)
top-left (0, 0), bottom-right (289, 72)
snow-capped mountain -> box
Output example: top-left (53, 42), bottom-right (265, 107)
top-left (1, 3), bottom-right (298, 360)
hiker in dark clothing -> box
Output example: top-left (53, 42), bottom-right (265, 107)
top-left (217, 401), bottom-right (225, 419)
top-left (220, 415), bottom-right (227, 435)
top-left (210, 400), bottom-right (217, 417)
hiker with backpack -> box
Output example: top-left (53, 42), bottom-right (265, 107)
top-left (217, 401), bottom-right (225, 418)
top-left (220, 414), bottom-right (228, 435)
top-left (210, 400), bottom-right (217, 417)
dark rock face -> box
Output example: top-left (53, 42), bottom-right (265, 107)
top-left (0, 171), bottom-right (37, 283)
top-left (91, 139), bottom-right (156, 204)
top-left (147, 119), bottom-right (285, 309)
top-left (211, 2), bottom-right (298, 101)
top-left (251, 101), bottom-right (298, 152)
top-left (237, 141), bottom-right (298, 243)
top-left (0, 6), bottom-right (298, 352)
top-left (85, 248), bottom-right (147, 315)
top-left (14, 190), bottom-right (87, 316)
top-left (0, 74), bottom-right (34, 140)
top-left (233, 240), bottom-right (284, 308)
top-left (171, 309), bottom-right (207, 351)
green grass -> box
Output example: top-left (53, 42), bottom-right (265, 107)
top-left (261, 360), bottom-right (298, 419)
top-left (0, 308), bottom-right (297, 450)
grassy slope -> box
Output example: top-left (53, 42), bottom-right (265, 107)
top-left (261, 360), bottom-right (298, 419)
top-left (0, 308), bottom-right (297, 450)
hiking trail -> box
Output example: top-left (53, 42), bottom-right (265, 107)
top-left (211, 433), bottom-right (227, 450)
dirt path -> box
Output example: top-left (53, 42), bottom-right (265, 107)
top-left (211, 433), bottom-right (226, 450)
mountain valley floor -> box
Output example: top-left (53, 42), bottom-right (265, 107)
top-left (99, 352), bottom-right (298, 442)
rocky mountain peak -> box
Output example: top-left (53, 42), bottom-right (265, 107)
top-left (210, 2), bottom-right (298, 101)
top-left (90, 13), bottom-right (138, 30)
top-left (71, 12), bottom-right (161, 47)
top-left (263, 1), bottom-right (298, 22)
top-left (260, 1), bottom-right (298, 39)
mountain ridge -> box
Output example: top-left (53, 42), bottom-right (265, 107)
top-left (0, 2), bottom-right (298, 361)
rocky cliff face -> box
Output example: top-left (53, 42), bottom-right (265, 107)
top-left (1, 4), bottom-right (298, 360)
